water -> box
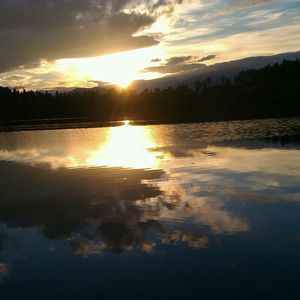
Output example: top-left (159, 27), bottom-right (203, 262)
top-left (0, 118), bottom-right (300, 300)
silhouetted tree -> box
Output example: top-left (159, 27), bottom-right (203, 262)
top-left (0, 60), bottom-right (299, 126)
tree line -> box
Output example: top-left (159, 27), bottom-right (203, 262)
top-left (0, 59), bottom-right (299, 125)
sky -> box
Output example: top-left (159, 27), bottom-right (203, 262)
top-left (0, 0), bottom-right (299, 89)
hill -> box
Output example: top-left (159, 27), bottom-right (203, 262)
top-left (131, 51), bottom-right (300, 91)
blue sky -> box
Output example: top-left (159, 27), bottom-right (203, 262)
top-left (176, 0), bottom-right (300, 43)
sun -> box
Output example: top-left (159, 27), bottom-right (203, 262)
top-left (113, 77), bottom-right (133, 89)
top-left (123, 120), bottom-right (131, 126)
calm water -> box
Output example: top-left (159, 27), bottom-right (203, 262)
top-left (0, 118), bottom-right (300, 300)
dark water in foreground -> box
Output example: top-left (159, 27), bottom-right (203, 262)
top-left (0, 118), bottom-right (300, 300)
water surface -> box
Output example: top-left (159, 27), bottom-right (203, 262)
top-left (0, 118), bottom-right (300, 299)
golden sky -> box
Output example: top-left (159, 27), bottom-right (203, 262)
top-left (0, 0), bottom-right (299, 89)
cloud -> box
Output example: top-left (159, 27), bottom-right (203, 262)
top-left (0, 159), bottom-right (245, 255)
top-left (125, 0), bottom-right (185, 16)
top-left (151, 58), bottom-right (162, 62)
top-left (0, 160), bottom-right (164, 240)
top-left (235, 0), bottom-right (274, 9)
top-left (0, 0), bottom-right (183, 73)
top-left (144, 55), bottom-right (209, 74)
top-left (1, 0), bottom-right (299, 89)
top-left (197, 54), bottom-right (217, 62)
top-left (169, 1), bottom-right (300, 63)
top-left (202, 0), bottom-right (274, 19)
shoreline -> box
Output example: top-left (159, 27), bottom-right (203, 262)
top-left (1, 115), bottom-right (300, 132)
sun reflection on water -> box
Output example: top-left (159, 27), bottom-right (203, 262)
top-left (87, 122), bottom-right (160, 169)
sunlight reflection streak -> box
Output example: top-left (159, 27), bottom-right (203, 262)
top-left (87, 123), bottom-right (160, 169)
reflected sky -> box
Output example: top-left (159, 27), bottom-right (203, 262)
top-left (0, 118), bottom-right (300, 299)
top-left (87, 122), bottom-right (163, 169)
top-left (0, 121), bottom-right (167, 169)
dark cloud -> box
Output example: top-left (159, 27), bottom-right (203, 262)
top-left (0, 0), bottom-right (183, 73)
top-left (0, 160), bottom-right (211, 254)
top-left (168, 56), bottom-right (194, 64)
top-left (144, 55), bottom-right (208, 74)
top-left (151, 58), bottom-right (162, 62)
top-left (198, 54), bottom-right (217, 62)
top-left (0, 161), bottom-right (164, 241)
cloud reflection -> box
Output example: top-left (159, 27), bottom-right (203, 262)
top-left (0, 123), bottom-right (166, 169)
top-left (0, 263), bottom-right (9, 283)
top-left (0, 119), bottom-right (300, 259)
top-left (0, 157), bottom-right (249, 257)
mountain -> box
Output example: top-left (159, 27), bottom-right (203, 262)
top-left (42, 85), bottom-right (109, 95)
top-left (131, 51), bottom-right (300, 91)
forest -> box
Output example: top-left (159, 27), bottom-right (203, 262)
top-left (0, 59), bottom-right (299, 126)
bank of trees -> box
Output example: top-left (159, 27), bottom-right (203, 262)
top-left (0, 59), bottom-right (299, 124)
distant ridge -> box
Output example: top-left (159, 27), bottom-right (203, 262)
top-left (131, 51), bottom-right (300, 91)
top-left (41, 51), bottom-right (300, 93)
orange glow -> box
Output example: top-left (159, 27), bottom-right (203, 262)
top-left (55, 46), bottom-right (165, 88)
top-left (87, 122), bottom-right (161, 169)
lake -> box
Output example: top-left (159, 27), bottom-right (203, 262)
top-left (0, 118), bottom-right (300, 300)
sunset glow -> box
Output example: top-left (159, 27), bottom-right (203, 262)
top-left (87, 122), bottom-right (160, 169)
top-left (55, 46), bottom-right (165, 88)
top-left (0, 1), bottom-right (300, 297)
top-left (0, 1), bottom-right (298, 90)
